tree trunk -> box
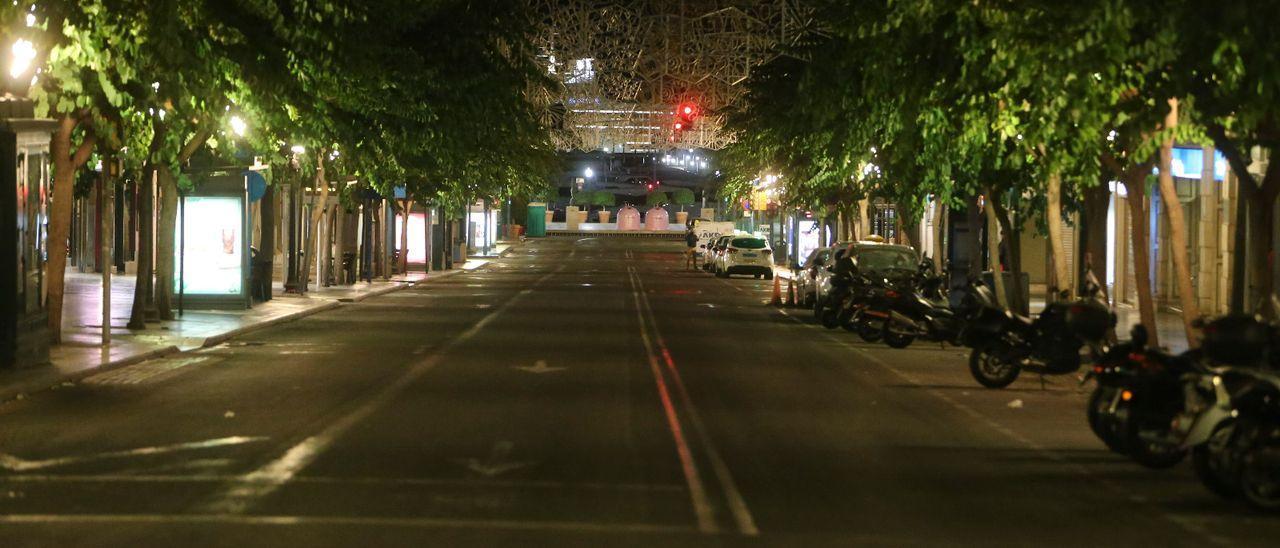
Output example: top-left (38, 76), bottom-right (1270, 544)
top-left (46, 114), bottom-right (96, 342)
top-left (128, 124), bottom-right (170, 329)
top-left (1081, 181), bottom-right (1110, 298)
top-left (984, 191), bottom-right (1007, 310)
top-left (300, 153), bottom-right (329, 291)
top-left (965, 196), bottom-right (982, 282)
top-left (154, 129), bottom-right (210, 317)
top-left (990, 194), bottom-right (1026, 315)
top-left (1046, 171), bottom-right (1071, 301)
top-left (154, 166), bottom-right (177, 319)
top-left (1247, 188), bottom-right (1277, 315)
top-left (1156, 99), bottom-right (1201, 344)
top-left (1123, 174), bottom-right (1160, 349)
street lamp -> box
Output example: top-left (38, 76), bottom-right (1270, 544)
top-left (229, 115), bottom-right (247, 137)
top-left (9, 39), bottom-right (35, 79)
top-left (584, 167), bottom-right (594, 179)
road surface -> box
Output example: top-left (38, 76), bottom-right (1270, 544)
top-left (1, 237), bottom-right (1275, 546)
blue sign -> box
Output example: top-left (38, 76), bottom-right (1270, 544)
top-left (1167, 147), bottom-right (1227, 181)
top-left (246, 170), bottom-right (268, 202)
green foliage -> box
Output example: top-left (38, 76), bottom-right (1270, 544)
top-left (671, 187), bottom-right (696, 207)
top-left (645, 191), bottom-right (669, 207)
top-left (571, 190), bottom-right (596, 206)
top-left (591, 191), bottom-right (616, 208)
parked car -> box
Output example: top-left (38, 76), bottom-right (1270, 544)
top-left (813, 241), bottom-right (918, 310)
top-left (702, 235), bottom-right (732, 272)
top-left (811, 241), bottom-right (855, 307)
top-left (794, 247), bottom-right (833, 307)
top-left (715, 236), bottom-right (774, 279)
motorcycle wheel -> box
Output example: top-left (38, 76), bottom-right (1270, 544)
top-left (1087, 386), bottom-right (1127, 454)
top-left (968, 347), bottom-right (1020, 389)
top-left (1192, 420), bottom-right (1242, 499)
top-left (883, 330), bottom-right (914, 349)
top-left (856, 320), bottom-right (882, 342)
top-left (1239, 444), bottom-right (1280, 512)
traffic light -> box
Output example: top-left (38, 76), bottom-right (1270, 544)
top-left (673, 101), bottom-right (699, 137)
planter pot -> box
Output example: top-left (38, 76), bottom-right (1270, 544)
top-left (598, 211), bottom-right (611, 223)
top-left (545, 210), bottom-right (554, 224)
top-left (577, 210), bottom-right (589, 223)
top-left (675, 211), bottom-right (689, 226)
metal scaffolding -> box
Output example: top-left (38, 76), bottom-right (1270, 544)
top-left (532, 0), bottom-right (818, 152)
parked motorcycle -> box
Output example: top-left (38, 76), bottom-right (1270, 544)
top-left (878, 261), bottom-right (983, 349)
top-left (1083, 324), bottom-right (1197, 467)
top-left (964, 284), bottom-right (1114, 389)
top-left (1178, 314), bottom-right (1280, 510)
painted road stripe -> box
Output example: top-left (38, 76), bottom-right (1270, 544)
top-left (0, 473), bottom-right (686, 492)
top-left (627, 266), bottom-right (718, 534)
top-left (198, 269), bottom-right (561, 515)
top-left (632, 268), bottom-right (760, 536)
top-left (0, 514), bottom-right (693, 535)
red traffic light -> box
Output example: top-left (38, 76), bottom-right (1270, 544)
top-left (677, 102), bottom-right (699, 120)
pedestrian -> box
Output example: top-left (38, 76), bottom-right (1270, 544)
top-left (684, 229), bottom-right (699, 270)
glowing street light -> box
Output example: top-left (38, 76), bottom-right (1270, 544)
top-left (229, 115), bottom-right (247, 137)
top-left (584, 167), bottom-right (594, 178)
top-left (9, 39), bottom-right (36, 79)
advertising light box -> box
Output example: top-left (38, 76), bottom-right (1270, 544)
top-left (173, 168), bottom-right (250, 310)
top-left (395, 212), bottom-right (426, 264)
top-left (176, 196), bottom-right (244, 295)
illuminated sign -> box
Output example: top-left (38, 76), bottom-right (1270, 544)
top-left (395, 213), bottom-right (426, 263)
top-left (1168, 147), bottom-right (1227, 181)
top-left (175, 196), bottom-right (244, 295)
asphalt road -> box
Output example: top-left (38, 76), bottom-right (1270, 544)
top-left (1, 237), bottom-right (1276, 547)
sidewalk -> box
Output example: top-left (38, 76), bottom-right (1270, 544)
top-left (1, 250), bottom-right (509, 403)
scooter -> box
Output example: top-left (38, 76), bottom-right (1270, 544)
top-left (964, 281), bottom-right (1114, 389)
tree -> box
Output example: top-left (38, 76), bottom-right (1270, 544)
top-left (1170, 1), bottom-right (1280, 314)
top-left (671, 187), bottom-right (696, 212)
top-left (645, 191), bottom-right (670, 208)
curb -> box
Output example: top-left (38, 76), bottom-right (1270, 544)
top-left (0, 344), bottom-right (181, 404)
top-left (1, 260), bottom-right (503, 404)
top-left (199, 300), bottom-right (344, 348)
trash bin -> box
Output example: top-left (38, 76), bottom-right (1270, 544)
top-left (526, 203), bottom-right (547, 237)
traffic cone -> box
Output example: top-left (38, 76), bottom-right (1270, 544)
top-left (785, 277), bottom-right (797, 307)
top-left (769, 275), bottom-right (783, 306)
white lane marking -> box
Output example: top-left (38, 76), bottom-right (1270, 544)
top-left (0, 437), bottom-right (267, 472)
top-left (0, 513), bottom-right (693, 534)
top-left (452, 441), bottom-right (536, 478)
top-left (199, 270), bottom-right (561, 515)
top-left (627, 267), bottom-right (718, 534)
top-left (633, 269), bottom-right (760, 536)
top-left (512, 359), bottom-right (565, 374)
top-left (0, 474), bottom-right (687, 492)
top-left (774, 307), bottom-right (1229, 546)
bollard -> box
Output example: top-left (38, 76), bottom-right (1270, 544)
top-left (769, 275), bottom-right (783, 307)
